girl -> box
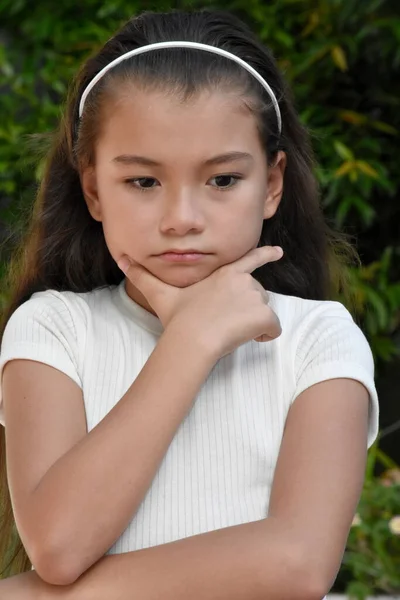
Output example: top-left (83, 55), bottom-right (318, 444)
top-left (0, 8), bottom-right (378, 600)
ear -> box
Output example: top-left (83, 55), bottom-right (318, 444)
top-left (263, 151), bottom-right (287, 220)
top-left (81, 167), bottom-right (103, 222)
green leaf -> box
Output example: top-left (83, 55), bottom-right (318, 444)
top-left (349, 196), bottom-right (376, 226)
top-left (335, 197), bottom-right (352, 227)
top-left (376, 448), bottom-right (399, 470)
top-left (364, 287), bottom-right (389, 330)
top-left (334, 140), bottom-right (354, 161)
top-left (335, 160), bottom-right (354, 178)
top-left (345, 580), bottom-right (373, 600)
top-left (331, 45), bottom-right (348, 71)
top-left (356, 160), bottom-right (380, 179)
top-left (339, 110), bottom-right (368, 126)
top-left (370, 120), bottom-right (398, 135)
top-left (274, 30), bottom-right (294, 48)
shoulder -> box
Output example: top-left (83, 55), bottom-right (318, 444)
top-left (269, 291), bottom-right (378, 449)
top-left (2, 290), bottom-right (74, 342)
top-left (2, 284), bottom-right (118, 341)
top-left (268, 289), bottom-right (349, 315)
top-left (269, 289), bottom-right (374, 373)
top-left (268, 290), bottom-right (367, 355)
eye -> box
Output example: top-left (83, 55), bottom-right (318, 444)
top-left (209, 174), bottom-right (243, 191)
top-left (124, 177), bottom-right (159, 192)
top-left (123, 174), bottom-right (243, 193)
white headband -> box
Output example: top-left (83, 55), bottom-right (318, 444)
top-left (78, 41), bottom-right (282, 135)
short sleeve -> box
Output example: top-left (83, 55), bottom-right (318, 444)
top-left (0, 293), bottom-right (82, 427)
top-left (292, 301), bottom-right (379, 449)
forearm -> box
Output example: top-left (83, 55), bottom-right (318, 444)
top-left (30, 324), bottom-right (216, 583)
top-left (63, 518), bottom-right (316, 600)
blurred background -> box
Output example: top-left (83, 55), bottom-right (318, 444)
top-left (0, 0), bottom-right (399, 596)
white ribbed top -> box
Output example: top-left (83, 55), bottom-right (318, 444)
top-left (0, 280), bottom-right (379, 558)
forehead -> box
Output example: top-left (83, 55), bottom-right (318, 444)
top-left (96, 87), bottom-right (263, 158)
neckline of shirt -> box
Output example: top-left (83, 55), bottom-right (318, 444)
top-left (116, 278), bottom-right (164, 335)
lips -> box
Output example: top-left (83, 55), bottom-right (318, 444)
top-left (158, 249), bottom-right (206, 255)
top-left (156, 251), bottom-right (208, 263)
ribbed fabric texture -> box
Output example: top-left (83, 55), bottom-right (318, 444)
top-left (0, 279), bottom-right (379, 558)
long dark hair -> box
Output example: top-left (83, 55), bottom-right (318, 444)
top-left (0, 8), bottom-right (359, 577)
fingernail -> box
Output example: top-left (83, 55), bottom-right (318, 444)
top-left (273, 246), bottom-right (283, 255)
top-left (117, 257), bottom-right (131, 274)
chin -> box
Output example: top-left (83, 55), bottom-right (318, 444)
top-left (159, 270), bottom-right (206, 288)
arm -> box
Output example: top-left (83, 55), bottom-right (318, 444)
top-left (0, 519), bottom-right (316, 600)
top-left (4, 323), bottom-right (216, 586)
top-left (64, 378), bottom-right (369, 600)
top-left (267, 378), bottom-right (370, 594)
top-left (2, 378), bottom-right (367, 600)
top-left (24, 519), bottom-right (314, 600)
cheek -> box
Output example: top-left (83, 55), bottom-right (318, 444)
top-left (100, 204), bottom-right (150, 262)
top-left (97, 180), bottom-right (133, 229)
top-left (95, 175), bottom-right (151, 258)
top-left (226, 195), bottom-right (266, 258)
top-left (217, 219), bottom-right (264, 267)
top-left (223, 198), bottom-right (265, 243)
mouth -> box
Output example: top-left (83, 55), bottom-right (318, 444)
top-left (156, 249), bottom-right (208, 255)
top-left (156, 252), bottom-right (209, 262)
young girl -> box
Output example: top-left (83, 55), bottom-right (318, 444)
top-left (0, 8), bottom-right (378, 600)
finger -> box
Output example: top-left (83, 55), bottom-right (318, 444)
top-left (254, 311), bottom-right (282, 342)
top-left (234, 246), bottom-right (283, 274)
top-left (117, 256), bottom-right (167, 299)
top-left (254, 334), bottom-right (274, 342)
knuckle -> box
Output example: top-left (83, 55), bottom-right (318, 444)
top-left (242, 273), bottom-right (254, 285)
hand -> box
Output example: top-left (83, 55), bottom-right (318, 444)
top-left (118, 245), bottom-right (284, 360)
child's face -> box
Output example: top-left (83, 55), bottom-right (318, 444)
top-left (81, 87), bottom-right (286, 313)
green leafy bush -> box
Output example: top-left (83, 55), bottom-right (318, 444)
top-left (342, 442), bottom-right (400, 598)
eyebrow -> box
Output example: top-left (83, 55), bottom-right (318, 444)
top-left (112, 151), bottom-right (254, 167)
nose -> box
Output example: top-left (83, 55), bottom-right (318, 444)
top-left (159, 189), bottom-right (206, 234)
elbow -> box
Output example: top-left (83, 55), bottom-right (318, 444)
top-left (31, 540), bottom-right (81, 586)
top-left (27, 513), bottom-right (91, 585)
top-left (300, 576), bottom-right (329, 600)
top-left (289, 551), bottom-right (331, 600)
